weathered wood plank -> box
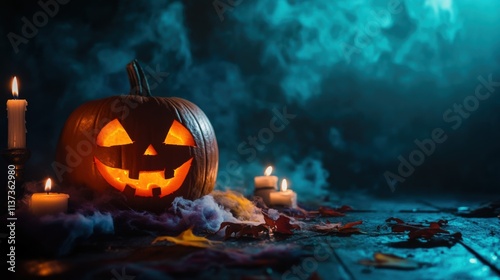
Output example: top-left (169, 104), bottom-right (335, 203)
top-left (284, 234), bottom-right (355, 280)
top-left (454, 218), bottom-right (500, 273)
top-left (328, 212), bottom-right (499, 280)
top-left (15, 198), bottom-right (500, 280)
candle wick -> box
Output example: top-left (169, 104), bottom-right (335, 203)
top-left (46, 191), bottom-right (49, 195)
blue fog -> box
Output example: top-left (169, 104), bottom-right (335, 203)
top-left (1, 0), bottom-right (499, 201)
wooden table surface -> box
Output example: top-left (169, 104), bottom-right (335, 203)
top-left (14, 195), bottom-right (500, 280)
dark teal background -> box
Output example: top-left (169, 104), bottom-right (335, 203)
top-left (1, 0), bottom-right (499, 200)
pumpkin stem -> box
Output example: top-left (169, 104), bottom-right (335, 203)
top-left (126, 59), bottom-right (152, 97)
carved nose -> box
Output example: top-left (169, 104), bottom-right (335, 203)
top-left (143, 144), bottom-right (158, 156)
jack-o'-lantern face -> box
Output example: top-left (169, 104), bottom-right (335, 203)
top-left (55, 60), bottom-right (218, 212)
top-left (93, 118), bottom-right (196, 197)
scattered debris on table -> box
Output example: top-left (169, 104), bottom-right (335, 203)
top-left (152, 227), bottom-right (221, 248)
top-left (358, 252), bottom-right (422, 270)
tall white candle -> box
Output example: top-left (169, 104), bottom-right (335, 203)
top-left (6, 77), bottom-right (27, 149)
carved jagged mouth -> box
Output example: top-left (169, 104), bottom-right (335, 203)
top-left (94, 157), bottom-right (193, 197)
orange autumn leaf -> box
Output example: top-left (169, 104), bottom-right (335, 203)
top-left (359, 252), bottom-right (420, 270)
top-left (152, 228), bottom-right (221, 248)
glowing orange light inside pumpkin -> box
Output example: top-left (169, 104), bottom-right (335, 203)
top-left (96, 119), bottom-right (133, 147)
top-left (164, 120), bottom-right (196, 146)
top-left (264, 166), bottom-right (273, 176)
top-left (143, 144), bottom-right (158, 155)
top-left (12, 77), bottom-right (18, 98)
top-left (94, 118), bottom-right (196, 197)
top-left (95, 157), bottom-right (192, 197)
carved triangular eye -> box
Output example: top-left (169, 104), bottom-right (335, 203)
top-left (164, 120), bottom-right (195, 146)
top-left (96, 119), bottom-right (133, 147)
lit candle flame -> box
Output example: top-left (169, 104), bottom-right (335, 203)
top-left (264, 166), bottom-right (273, 176)
top-left (12, 76), bottom-right (18, 98)
top-left (45, 178), bottom-right (52, 193)
top-left (281, 179), bottom-right (288, 192)
top-left (12, 76), bottom-right (19, 98)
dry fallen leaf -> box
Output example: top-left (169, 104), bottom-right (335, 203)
top-left (311, 220), bottom-right (363, 235)
top-left (318, 207), bottom-right (345, 217)
top-left (312, 222), bottom-right (342, 232)
top-left (408, 226), bottom-right (449, 240)
top-left (217, 222), bottom-right (269, 239)
top-left (359, 252), bottom-right (421, 270)
top-left (385, 217), bottom-right (460, 241)
top-left (263, 212), bottom-right (300, 235)
top-left (152, 228), bottom-right (220, 248)
top-left (309, 205), bottom-right (353, 217)
top-left (314, 205), bottom-right (353, 213)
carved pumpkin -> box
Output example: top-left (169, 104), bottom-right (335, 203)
top-left (55, 60), bottom-right (218, 212)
